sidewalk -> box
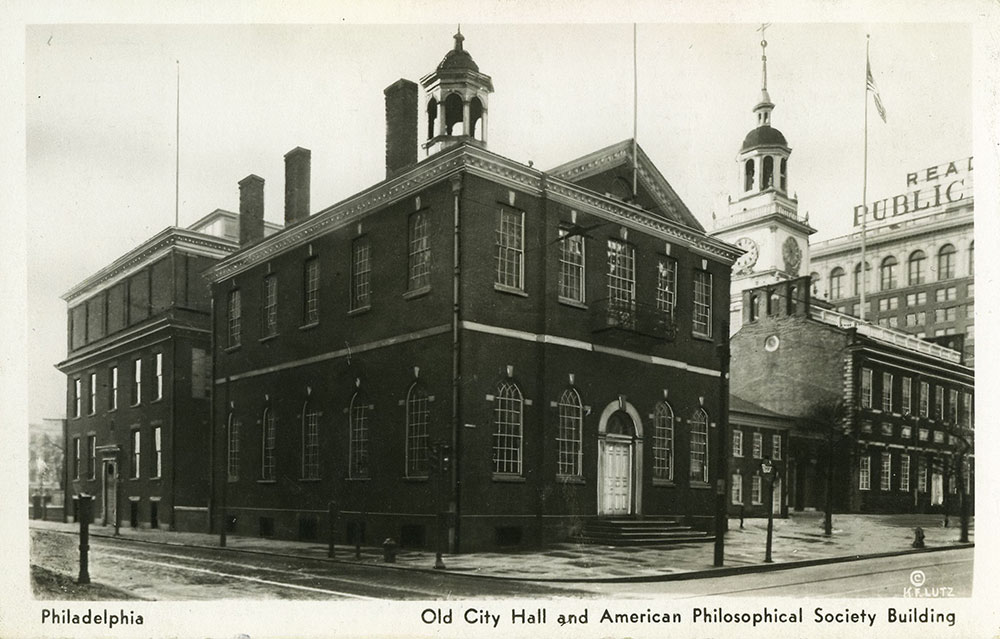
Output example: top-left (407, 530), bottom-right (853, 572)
top-left (30, 511), bottom-right (972, 582)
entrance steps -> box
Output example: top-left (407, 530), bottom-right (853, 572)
top-left (573, 516), bottom-right (712, 546)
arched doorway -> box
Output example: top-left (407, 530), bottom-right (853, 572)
top-left (597, 400), bottom-right (644, 516)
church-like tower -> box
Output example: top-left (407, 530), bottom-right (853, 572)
top-left (420, 29), bottom-right (495, 156)
top-left (711, 27), bottom-right (816, 333)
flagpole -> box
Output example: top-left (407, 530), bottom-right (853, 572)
top-left (175, 60), bottom-right (180, 228)
top-left (859, 36), bottom-right (869, 322)
top-left (632, 23), bottom-right (638, 199)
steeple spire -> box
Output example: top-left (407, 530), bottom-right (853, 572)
top-left (454, 25), bottom-right (464, 51)
top-left (753, 23), bottom-right (774, 126)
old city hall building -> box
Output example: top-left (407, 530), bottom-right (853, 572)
top-left (209, 32), bottom-right (739, 551)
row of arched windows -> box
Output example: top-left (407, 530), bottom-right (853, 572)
top-left (823, 242), bottom-right (972, 300)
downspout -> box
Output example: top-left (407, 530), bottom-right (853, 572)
top-left (535, 172), bottom-right (549, 545)
top-left (450, 174), bottom-right (463, 552)
top-left (207, 289), bottom-right (217, 534)
top-left (170, 330), bottom-right (178, 530)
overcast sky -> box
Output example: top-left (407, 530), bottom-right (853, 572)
top-left (23, 22), bottom-right (975, 422)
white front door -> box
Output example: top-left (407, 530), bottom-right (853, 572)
top-left (600, 440), bottom-right (633, 516)
top-left (772, 476), bottom-right (782, 513)
top-left (931, 473), bottom-right (944, 506)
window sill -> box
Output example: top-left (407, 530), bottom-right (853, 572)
top-left (404, 475), bottom-right (429, 482)
top-left (299, 321), bottom-right (320, 331)
top-left (348, 305), bottom-right (371, 316)
top-left (652, 478), bottom-right (676, 487)
top-left (345, 476), bottom-right (371, 482)
top-left (494, 283), bottom-right (528, 297)
top-left (227, 477), bottom-right (239, 483)
top-left (256, 479), bottom-right (277, 484)
top-left (557, 475), bottom-right (585, 485)
top-left (689, 482), bottom-right (712, 490)
top-left (692, 333), bottom-right (714, 343)
top-left (259, 334), bottom-right (279, 344)
top-left (492, 474), bottom-right (526, 483)
top-left (403, 286), bottom-right (431, 300)
top-left (151, 398), bottom-right (163, 404)
top-left (298, 478), bottom-right (321, 482)
top-left (224, 345), bottom-right (242, 353)
top-left (108, 408), bottom-right (118, 414)
top-left (557, 298), bottom-right (587, 310)
top-left (130, 403), bottom-right (141, 409)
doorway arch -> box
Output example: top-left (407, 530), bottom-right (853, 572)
top-left (596, 399), bottom-right (644, 516)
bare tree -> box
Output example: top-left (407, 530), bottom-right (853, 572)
top-left (801, 399), bottom-right (850, 537)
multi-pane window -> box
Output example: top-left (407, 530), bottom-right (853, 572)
top-left (731, 472), bottom-right (743, 505)
top-left (302, 404), bottom-right (320, 480)
top-left (556, 389), bottom-right (583, 477)
top-left (689, 409), bottom-right (709, 483)
top-left (261, 408), bottom-right (276, 481)
top-left (900, 454), bottom-right (910, 492)
top-left (408, 212), bottom-right (431, 291)
top-left (109, 366), bottom-right (118, 410)
top-left (154, 353), bottom-right (163, 401)
top-left (935, 307), bottom-right (957, 323)
top-left (656, 258), bottom-right (677, 318)
top-left (860, 368), bottom-right (873, 408)
top-left (935, 286), bottom-right (957, 302)
top-left (303, 258), bottom-right (320, 324)
top-left (949, 389), bottom-right (959, 423)
top-left (829, 268), bottom-right (845, 300)
top-left (152, 426), bottom-right (162, 478)
top-left (72, 437), bottom-right (80, 479)
top-left (606, 239), bottom-right (636, 324)
top-left (557, 228), bottom-right (585, 303)
top-left (752, 432), bottom-right (763, 459)
top-left (917, 457), bottom-right (927, 492)
top-left (73, 379), bottom-right (81, 418)
top-left (906, 292), bottom-right (927, 306)
top-left (771, 434), bottom-right (782, 460)
top-left (261, 275), bottom-right (278, 337)
top-left (934, 386), bottom-right (944, 420)
top-left (859, 455), bottom-right (871, 491)
top-left (961, 392), bottom-right (972, 427)
top-left (854, 262), bottom-right (870, 297)
top-left (877, 297), bottom-right (898, 312)
top-left (751, 474), bottom-right (763, 504)
top-left (493, 381), bottom-right (523, 475)
top-left (227, 289), bottom-right (242, 347)
top-left (732, 429), bottom-right (744, 458)
top-left (937, 244), bottom-right (956, 280)
top-left (908, 250), bottom-right (926, 285)
top-left (692, 271), bottom-right (713, 337)
top-left (919, 381), bottom-right (930, 417)
top-left (88, 372), bottom-right (96, 414)
top-left (652, 402), bottom-right (674, 480)
top-left (880, 452), bottom-right (891, 491)
top-left (901, 377), bottom-right (912, 414)
top-left (880, 256), bottom-right (897, 290)
top-left (905, 312), bottom-right (925, 327)
top-left (351, 237), bottom-right (372, 310)
top-left (131, 429), bottom-right (141, 479)
top-left (406, 384), bottom-right (430, 477)
top-left (495, 209), bottom-right (524, 290)
top-left (87, 435), bottom-right (96, 480)
top-left (132, 359), bottom-right (142, 405)
top-left (882, 372), bottom-right (893, 412)
top-left (349, 394), bottom-right (371, 478)
top-left (227, 414), bottom-right (240, 481)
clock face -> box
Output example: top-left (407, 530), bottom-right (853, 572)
top-left (734, 237), bottom-right (759, 274)
top-left (782, 237), bottom-right (802, 276)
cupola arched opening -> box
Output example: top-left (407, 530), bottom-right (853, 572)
top-left (470, 96), bottom-right (484, 139)
top-left (762, 156), bottom-right (774, 190)
top-left (426, 97), bottom-right (438, 140)
top-left (443, 93), bottom-right (464, 136)
top-left (744, 159), bottom-right (755, 192)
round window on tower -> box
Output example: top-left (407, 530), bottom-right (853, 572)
top-left (764, 335), bottom-right (780, 352)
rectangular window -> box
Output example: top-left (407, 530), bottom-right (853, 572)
top-left (949, 389), bottom-right (958, 423)
top-left (882, 372), bottom-right (893, 412)
top-left (303, 408), bottom-right (320, 480)
top-left (351, 237), bottom-right (372, 310)
top-left (606, 239), bottom-right (636, 326)
top-left (752, 432), bottom-right (762, 459)
top-left (877, 297), bottom-right (898, 312)
top-left (87, 435), bottom-right (96, 480)
top-left (961, 392), bottom-right (972, 427)
top-left (131, 429), bottom-right (141, 479)
top-left (901, 425), bottom-right (912, 439)
top-left (262, 410), bottom-right (277, 480)
top-left (227, 289), bottom-right (242, 348)
top-left (934, 307), bottom-right (957, 323)
top-left (860, 368), bottom-right (873, 409)
top-left (656, 257), bottom-right (677, 318)
top-left (154, 353), bottom-right (163, 401)
top-left (771, 434), bottom-right (782, 460)
top-left (152, 426), bottom-right (162, 479)
top-left (919, 381), bottom-right (930, 417)
top-left (934, 386), bottom-right (944, 419)
top-left (557, 227), bottom-right (585, 303)
top-left (72, 437), bottom-right (80, 479)
top-left (73, 378), bottom-right (81, 418)
top-left (905, 292), bottom-right (927, 306)
top-left (859, 455), bottom-right (871, 491)
top-left (900, 454), bottom-right (910, 492)
top-left (935, 286), bottom-right (957, 302)
top-left (109, 366), bottom-right (118, 410)
top-left (408, 212), bottom-right (431, 292)
top-left (881, 422), bottom-right (893, 436)
top-left (919, 428), bottom-right (929, 441)
top-left (693, 270), bottom-right (713, 337)
top-left (495, 209), bottom-right (524, 290)
top-left (88, 372), bottom-right (96, 415)
top-left (751, 475), bottom-right (763, 504)
top-left (880, 452), bottom-right (891, 491)
top-left (731, 473), bottom-right (743, 505)
top-left (303, 258), bottom-right (320, 324)
top-left (917, 457), bottom-right (927, 492)
top-left (901, 377), bottom-right (912, 414)
top-left (261, 274), bottom-right (278, 337)
top-left (132, 358), bottom-right (142, 405)
top-left (227, 417), bottom-right (240, 481)
top-left (732, 430), bottom-right (744, 457)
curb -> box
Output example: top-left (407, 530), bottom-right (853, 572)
top-left (34, 524), bottom-right (974, 584)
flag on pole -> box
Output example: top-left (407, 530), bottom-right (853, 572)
top-left (866, 56), bottom-right (887, 123)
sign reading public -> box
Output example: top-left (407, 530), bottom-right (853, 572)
top-left (853, 156), bottom-right (973, 227)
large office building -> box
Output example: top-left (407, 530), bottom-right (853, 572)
top-left (208, 32), bottom-right (739, 552)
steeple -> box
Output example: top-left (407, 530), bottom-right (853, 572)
top-left (753, 24), bottom-right (774, 126)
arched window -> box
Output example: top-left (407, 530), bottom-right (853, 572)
top-left (302, 402), bottom-right (320, 480)
top-left (443, 93), bottom-right (464, 135)
top-left (556, 388), bottom-right (583, 477)
top-left (908, 250), bottom-right (926, 285)
top-left (652, 402), bottom-right (674, 481)
top-left (779, 157), bottom-right (787, 191)
top-left (788, 285), bottom-right (798, 314)
top-left (937, 244), bottom-right (956, 280)
top-left (762, 156), bottom-right (774, 189)
top-left (854, 262), bottom-right (871, 297)
top-left (829, 267), bottom-right (845, 300)
top-left (493, 381), bottom-right (523, 475)
top-left (749, 294), bottom-right (760, 321)
top-left (880, 256), bottom-right (898, 291)
top-left (406, 383), bottom-right (430, 477)
top-left (261, 407), bottom-right (276, 481)
top-left (768, 290), bottom-right (781, 315)
top-left (349, 393), bottom-right (371, 478)
top-left (227, 413), bottom-right (240, 481)
top-left (426, 97), bottom-right (438, 140)
top-left (744, 159), bottom-right (755, 192)
top-left (470, 96), bottom-right (484, 140)
top-left (689, 409), bottom-right (709, 484)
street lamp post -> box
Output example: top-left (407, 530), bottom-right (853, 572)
top-left (761, 456), bottom-right (775, 563)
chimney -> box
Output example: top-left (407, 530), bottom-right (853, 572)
top-left (384, 79), bottom-right (418, 179)
top-left (284, 147), bottom-right (311, 226)
top-left (238, 174), bottom-right (265, 247)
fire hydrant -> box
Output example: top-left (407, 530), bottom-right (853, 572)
top-left (382, 538), bottom-right (398, 563)
top-left (912, 527), bottom-right (925, 548)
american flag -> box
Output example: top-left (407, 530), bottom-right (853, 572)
top-left (866, 56), bottom-right (887, 123)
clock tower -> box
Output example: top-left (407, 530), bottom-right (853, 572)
top-left (711, 26), bottom-right (816, 333)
